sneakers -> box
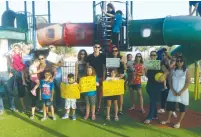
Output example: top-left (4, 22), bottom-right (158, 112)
top-left (72, 114), bottom-right (76, 120)
top-left (41, 116), bottom-right (48, 122)
top-left (30, 115), bottom-right (35, 120)
top-left (52, 116), bottom-right (56, 120)
top-left (62, 113), bottom-right (69, 119)
top-left (158, 109), bottom-right (165, 113)
top-left (11, 108), bottom-right (18, 112)
top-left (0, 110), bottom-right (3, 115)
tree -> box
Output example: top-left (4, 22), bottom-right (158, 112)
top-left (56, 46), bottom-right (76, 56)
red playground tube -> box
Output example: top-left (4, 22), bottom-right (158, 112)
top-left (64, 23), bottom-right (94, 46)
top-left (36, 23), bottom-right (94, 47)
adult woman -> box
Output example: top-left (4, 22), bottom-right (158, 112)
top-left (108, 46), bottom-right (125, 115)
top-left (75, 49), bottom-right (87, 114)
top-left (75, 49), bottom-right (88, 82)
top-left (129, 53), bottom-right (145, 113)
top-left (161, 56), bottom-right (190, 128)
top-left (144, 51), bottom-right (169, 124)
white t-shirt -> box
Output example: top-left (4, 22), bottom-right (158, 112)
top-left (29, 65), bottom-right (38, 76)
top-left (106, 77), bottom-right (120, 81)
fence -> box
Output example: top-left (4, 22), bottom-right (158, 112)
top-left (61, 61), bottom-right (76, 83)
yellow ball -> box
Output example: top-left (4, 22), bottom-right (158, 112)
top-left (155, 73), bottom-right (166, 82)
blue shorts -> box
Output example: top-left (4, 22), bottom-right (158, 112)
top-left (131, 84), bottom-right (141, 90)
top-left (42, 99), bottom-right (53, 107)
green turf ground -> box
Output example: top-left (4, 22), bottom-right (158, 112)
top-left (0, 84), bottom-right (201, 137)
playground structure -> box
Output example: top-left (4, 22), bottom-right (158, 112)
top-left (0, 1), bottom-right (200, 99)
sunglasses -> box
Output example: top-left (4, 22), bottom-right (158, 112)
top-left (94, 46), bottom-right (100, 49)
top-left (39, 58), bottom-right (44, 60)
top-left (150, 54), bottom-right (156, 56)
top-left (136, 56), bottom-right (141, 58)
top-left (112, 50), bottom-right (118, 52)
top-left (177, 60), bottom-right (183, 63)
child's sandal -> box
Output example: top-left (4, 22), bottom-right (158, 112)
top-left (92, 115), bottom-right (96, 120)
top-left (114, 116), bottom-right (119, 121)
top-left (84, 115), bottom-right (89, 120)
top-left (106, 116), bottom-right (110, 121)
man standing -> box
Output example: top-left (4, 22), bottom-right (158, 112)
top-left (86, 44), bottom-right (106, 114)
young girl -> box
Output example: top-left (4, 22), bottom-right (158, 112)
top-left (105, 69), bottom-right (120, 121)
top-left (9, 43), bottom-right (27, 86)
top-left (161, 56), bottom-right (190, 128)
top-left (29, 59), bottom-right (41, 96)
top-left (62, 73), bottom-right (77, 120)
top-left (126, 54), bottom-right (134, 88)
top-left (40, 71), bottom-right (56, 121)
top-left (129, 53), bottom-right (145, 113)
top-left (84, 66), bottom-right (99, 120)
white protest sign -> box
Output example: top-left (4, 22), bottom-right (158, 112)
top-left (144, 60), bottom-right (161, 70)
top-left (47, 51), bottom-right (62, 64)
top-left (106, 58), bottom-right (120, 68)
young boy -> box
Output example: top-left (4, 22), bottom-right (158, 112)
top-left (62, 73), bottom-right (77, 120)
top-left (102, 10), bottom-right (123, 48)
top-left (40, 71), bottom-right (56, 121)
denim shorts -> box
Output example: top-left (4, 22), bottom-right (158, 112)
top-left (130, 84), bottom-right (141, 90)
top-left (42, 99), bottom-right (53, 107)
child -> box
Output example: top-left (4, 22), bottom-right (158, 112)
top-left (102, 10), bottom-right (123, 47)
top-left (40, 71), bottom-right (56, 121)
top-left (84, 66), bottom-right (99, 120)
top-left (29, 59), bottom-right (41, 96)
top-left (9, 43), bottom-right (27, 86)
top-left (105, 69), bottom-right (120, 121)
top-left (62, 73), bottom-right (77, 120)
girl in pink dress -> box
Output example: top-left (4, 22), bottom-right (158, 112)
top-left (10, 44), bottom-right (27, 86)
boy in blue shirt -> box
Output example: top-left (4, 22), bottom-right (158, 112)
top-left (102, 10), bottom-right (123, 48)
top-left (40, 71), bottom-right (56, 121)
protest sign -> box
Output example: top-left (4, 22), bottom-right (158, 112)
top-left (103, 79), bottom-right (124, 96)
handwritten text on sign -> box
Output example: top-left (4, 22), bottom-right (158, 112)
top-left (106, 58), bottom-right (120, 68)
top-left (144, 60), bottom-right (161, 70)
top-left (60, 83), bottom-right (80, 99)
top-left (79, 76), bottom-right (96, 93)
top-left (103, 79), bottom-right (124, 96)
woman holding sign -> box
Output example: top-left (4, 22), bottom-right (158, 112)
top-left (108, 46), bottom-right (125, 115)
top-left (129, 53), bottom-right (145, 113)
top-left (144, 51), bottom-right (169, 124)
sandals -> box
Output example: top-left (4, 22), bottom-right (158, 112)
top-left (84, 115), bottom-right (89, 120)
top-left (92, 115), bottom-right (96, 121)
top-left (160, 121), bottom-right (170, 125)
top-left (106, 116), bottom-right (110, 121)
top-left (140, 109), bottom-right (146, 114)
top-left (95, 108), bottom-right (100, 115)
top-left (118, 111), bottom-right (123, 115)
top-left (128, 106), bottom-right (135, 111)
top-left (144, 119), bottom-right (151, 124)
top-left (114, 116), bottom-right (119, 121)
top-left (174, 123), bottom-right (180, 128)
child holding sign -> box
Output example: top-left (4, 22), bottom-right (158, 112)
top-left (105, 69), bottom-right (120, 121)
top-left (40, 71), bottom-right (56, 121)
top-left (84, 66), bottom-right (99, 120)
top-left (62, 74), bottom-right (77, 120)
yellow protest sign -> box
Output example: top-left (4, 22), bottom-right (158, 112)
top-left (103, 79), bottom-right (124, 97)
top-left (79, 76), bottom-right (96, 93)
top-left (60, 83), bottom-right (80, 99)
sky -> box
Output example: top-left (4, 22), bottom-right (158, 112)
top-left (0, 1), bottom-right (190, 53)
